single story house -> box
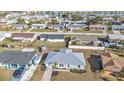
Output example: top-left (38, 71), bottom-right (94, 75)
top-left (39, 34), bottom-right (64, 42)
top-left (31, 24), bottom-right (47, 29)
top-left (12, 33), bottom-right (37, 42)
top-left (44, 48), bottom-right (86, 70)
top-left (89, 24), bottom-right (108, 31)
top-left (112, 25), bottom-right (124, 31)
top-left (0, 32), bottom-right (11, 42)
top-left (100, 52), bottom-right (124, 72)
top-left (106, 34), bottom-right (124, 42)
top-left (48, 24), bottom-right (65, 30)
top-left (7, 19), bottom-right (18, 24)
top-left (14, 24), bottom-right (28, 30)
top-left (0, 51), bottom-right (41, 70)
top-left (67, 24), bottom-right (87, 30)
top-left (70, 35), bottom-right (103, 47)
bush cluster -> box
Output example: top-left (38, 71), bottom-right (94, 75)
top-left (70, 69), bottom-right (87, 74)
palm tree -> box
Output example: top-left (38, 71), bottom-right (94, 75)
top-left (52, 62), bottom-right (58, 69)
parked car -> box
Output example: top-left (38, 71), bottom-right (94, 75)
top-left (13, 66), bottom-right (25, 78)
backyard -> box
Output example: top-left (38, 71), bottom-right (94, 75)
top-left (51, 49), bottom-right (104, 81)
top-left (30, 40), bottom-right (65, 51)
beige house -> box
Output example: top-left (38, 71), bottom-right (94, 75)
top-left (89, 24), bottom-right (108, 31)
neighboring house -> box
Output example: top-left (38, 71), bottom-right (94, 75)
top-left (7, 19), bottom-right (18, 24)
top-left (69, 35), bottom-right (104, 50)
top-left (14, 24), bottom-right (28, 30)
top-left (102, 17), bottom-right (113, 21)
top-left (44, 48), bottom-right (86, 70)
top-left (67, 23), bottom-right (87, 30)
top-left (0, 32), bottom-right (11, 42)
top-left (39, 34), bottom-right (64, 42)
top-left (31, 24), bottom-right (47, 29)
top-left (0, 23), bottom-right (12, 29)
top-left (12, 33), bottom-right (37, 42)
top-left (112, 25), bottom-right (124, 31)
top-left (0, 51), bottom-right (41, 70)
top-left (100, 52), bottom-right (124, 72)
top-left (106, 34), bottom-right (124, 42)
top-left (48, 24), bottom-right (65, 30)
top-left (89, 24), bottom-right (108, 31)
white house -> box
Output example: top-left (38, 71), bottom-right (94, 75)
top-left (0, 32), bottom-right (11, 42)
top-left (44, 48), bottom-right (86, 70)
top-left (89, 24), bottom-right (108, 31)
top-left (39, 34), bottom-right (65, 42)
top-left (31, 24), bottom-right (47, 29)
top-left (12, 33), bottom-right (37, 42)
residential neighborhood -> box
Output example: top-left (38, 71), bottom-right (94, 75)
top-left (0, 11), bottom-right (124, 81)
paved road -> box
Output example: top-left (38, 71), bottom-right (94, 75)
top-left (2, 31), bottom-right (107, 36)
top-left (42, 68), bottom-right (53, 81)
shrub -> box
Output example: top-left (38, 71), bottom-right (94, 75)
top-left (70, 69), bottom-right (86, 74)
top-left (71, 41), bottom-right (77, 45)
top-left (52, 71), bottom-right (59, 76)
top-left (40, 63), bottom-right (46, 71)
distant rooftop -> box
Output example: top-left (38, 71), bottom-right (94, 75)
top-left (40, 34), bottom-right (64, 39)
top-left (76, 35), bottom-right (99, 42)
top-left (108, 34), bottom-right (124, 40)
top-left (12, 33), bottom-right (35, 38)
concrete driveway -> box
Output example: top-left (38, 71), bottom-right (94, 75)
top-left (42, 68), bottom-right (53, 81)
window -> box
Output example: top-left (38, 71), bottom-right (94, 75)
top-left (68, 64), bottom-right (69, 68)
top-left (59, 64), bottom-right (64, 67)
top-left (78, 65), bottom-right (80, 68)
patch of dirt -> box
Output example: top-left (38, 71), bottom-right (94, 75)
top-left (0, 67), bottom-right (14, 81)
top-left (30, 63), bottom-right (44, 81)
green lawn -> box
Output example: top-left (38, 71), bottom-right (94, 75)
top-left (30, 28), bottom-right (57, 32)
top-left (106, 30), bottom-right (113, 34)
top-left (73, 29), bottom-right (103, 33)
top-left (120, 31), bottom-right (124, 35)
top-left (0, 76), bottom-right (5, 81)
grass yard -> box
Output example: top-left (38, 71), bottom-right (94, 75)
top-left (30, 40), bottom-right (65, 51)
top-left (0, 67), bottom-right (14, 81)
top-left (30, 28), bottom-right (58, 32)
top-left (73, 29), bottom-right (103, 33)
top-left (120, 31), bottom-right (124, 35)
top-left (51, 49), bottom-right (104, 81)
top-left (106, 30), bottom-right (113, 34)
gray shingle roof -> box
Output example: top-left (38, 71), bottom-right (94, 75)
top-left (108, 34), bottom-right (124, 40)
top-left (76, 35), bottom-right (99, 42)
top-left (40, 34), bottom-right (64, 40)
top-left (112, 25), bottom-right (124, 29)
top-left (12, 33), bottom-right (35, 38)
top-left (0, 51), bottom-right (36, 65)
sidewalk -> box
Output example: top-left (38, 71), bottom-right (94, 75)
top-left (42, 68), bottom-right (53, 81)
